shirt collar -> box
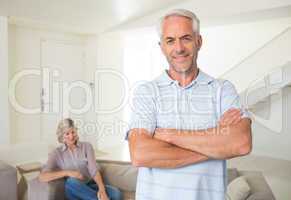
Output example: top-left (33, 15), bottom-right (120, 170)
top-left (194, 70), bottom-right (214, 85)
top-left (156, 69), bottom-right (214, 88)
top-left (61, 141), bottom-right (81, 151)
top-left (155, 70), bottom-right (175, 86)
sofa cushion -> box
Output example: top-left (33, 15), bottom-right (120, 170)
top-left (122, 191), bottom-right (135, 200)
top-left (227, 176), bottom-right (251, 200)
top-left (99, 162), bottom-right (138, 192)
top-left (246, 192), bottom-right (275, 200)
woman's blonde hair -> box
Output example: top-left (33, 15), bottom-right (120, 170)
top-left (56, 118), bottom-right (78, 143)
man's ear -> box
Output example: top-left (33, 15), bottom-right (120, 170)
top-left (197, 34), bottom-right (202, 51)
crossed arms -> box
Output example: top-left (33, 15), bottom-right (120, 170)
top-left (128, 109), bottom-right (252, 168)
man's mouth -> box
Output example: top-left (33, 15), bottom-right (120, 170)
top-left (173, 54), bottom-right (189, 62)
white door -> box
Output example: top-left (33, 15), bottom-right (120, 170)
top-left (40, 40), bottom-right (86, 144)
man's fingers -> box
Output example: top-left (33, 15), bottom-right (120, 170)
top-left (223, 108), bottom-right (239, 115)
top-left (220, 109), bottom-right (242, 125)
top-left (221, 109), bottom-right (240, 121)
top-left (224, 113), bottom-right (241, 124)
top-left (226, 109), bottom-right (241, 117)
top-left (232, 116), bottom-right (242, 124)
top-left (226, 114), bottom-right (240, 125)
top-left (224, 109), bottom-right (241, 119)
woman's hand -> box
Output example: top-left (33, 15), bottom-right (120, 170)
top-left (65, 170), bottom-right (84, 180)
top-left (97, 189), bottom-right (109, 200)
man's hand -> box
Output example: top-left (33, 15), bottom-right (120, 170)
top-left (154, 128), bottom-right (175, 142)
top-left (65, 170), bottom-right (84, 180)
top-left (154, 108), bottom-right (251, 159)
top-left (155, 108), bottom-right (243, 142)
top-left (97, 189), bottom-right (109, 200)
top-left (219, 108), bottom-right (242, 127)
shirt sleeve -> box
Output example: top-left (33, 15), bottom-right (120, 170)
top-left (41, 149), bottom-right (59, 172)
top-left (125, 82), bottom-right (157, 140)
top-left (85, 143), bottom-right (101, 178)
top-left (218, 80), bottom-right (251, 119)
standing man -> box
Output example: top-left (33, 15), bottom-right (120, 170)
top-left (127, 9), bottom-right (252, 200)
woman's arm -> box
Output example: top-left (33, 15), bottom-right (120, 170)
top-left (38, 170), bottom-right (67, 182)
top-left (38, 148), bottom-right (84, 182)
top-left (93, 171), bottom-right (106, 192)
top-left (93, 171), bottom-right (109, 200)
top-left (85, 143), bottom-right (109, 199)
top-left (38, 170), bottom-right (84, 182)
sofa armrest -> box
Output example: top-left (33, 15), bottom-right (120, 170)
top-left (28, 177), bottom-right (65, 200)
top-left (0, 161), bottom-right (18, 200)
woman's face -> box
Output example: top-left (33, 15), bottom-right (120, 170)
top-left (63, 128), bottom-right (78, 146)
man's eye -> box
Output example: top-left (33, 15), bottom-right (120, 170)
top-left (182, 37), bottom-right (192, 42)
top-left (166, 40), bottom-right (174, 45)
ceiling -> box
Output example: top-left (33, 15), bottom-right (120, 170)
top-left (1, 0), bottom-right (291, 35)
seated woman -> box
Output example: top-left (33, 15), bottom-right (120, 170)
top-left (39, 118), bottom-right (122, 200)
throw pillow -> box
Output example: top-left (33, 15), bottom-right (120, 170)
top-left (226, 176), bottom-right (251, 200)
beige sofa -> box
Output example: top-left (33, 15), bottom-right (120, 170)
top-left (227, 168), bottom-right (276, 200)
top-left (27, 160), bottom-right (275, 200)
top-left (28, 160), bottom-right (137, 200)
top-left (0, 160), bottom-right (18, 200)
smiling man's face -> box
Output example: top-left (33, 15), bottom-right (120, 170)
top-left (160, 15), bottom-right (202, 74)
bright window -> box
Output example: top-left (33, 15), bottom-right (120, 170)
top-left (123, 27), bottom-right (167, 121)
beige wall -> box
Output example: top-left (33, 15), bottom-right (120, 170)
top-left (85, 32), bottom-right (126, 149)
top-left (4, 25), bottom-right (127, 164)
top-left (0, 16), bottom-right (10, 145)
top-left (3, 24), bottom-right (87, 164)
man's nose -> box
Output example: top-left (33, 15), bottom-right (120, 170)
top-left (174, 40), bottom-right (185, 54)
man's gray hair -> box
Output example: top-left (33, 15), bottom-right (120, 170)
top-left (157, 9), bottom-right (200, 38)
